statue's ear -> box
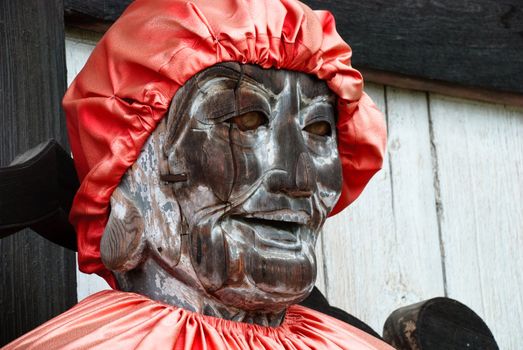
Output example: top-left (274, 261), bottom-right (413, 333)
top-left (100, 187), bottom-right (146, 272)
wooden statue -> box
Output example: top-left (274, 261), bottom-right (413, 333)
top-left (0, 0), bottom-right (498, 349)
top-left (101, 63), bottom-right (342, 326)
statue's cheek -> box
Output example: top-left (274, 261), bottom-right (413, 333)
top-left (314, 154), bottom-right (343, 211)
top-left (202, 138), bottom-right (235, 201)
top-left (172, 126), bottom-right (235, 204)
top-left (228, 146), bottom-right (262, 199)
top-left (201, 125), bottom-right (264, 203)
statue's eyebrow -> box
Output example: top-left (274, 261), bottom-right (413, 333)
top-left (301, 94), bottom-right (336, 107)
top-left (194, 63), bottom-right (243, 92)
top-left (299, 92), bottom-right (337, 123)
top-left (297, 78), bottom-right (336, 109)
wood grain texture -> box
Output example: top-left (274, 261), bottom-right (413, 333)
top-left (100, 190), bottom-right (146, 272)
top-left (322, 84), bottom-right (446, 332)
top-left (322, 83), bottom-right (395, 329)
top-left (314, 233), bottom-right (326, 295)
top-left (429, 95), bottom-right (523, 350)
top-left (385, 86), bottom-right (446, 297)
top-left (0, 0), bottom-right (77, 345)
top-left (63, 0), bottom-right (523, 95)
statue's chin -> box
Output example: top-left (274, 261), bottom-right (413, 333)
top-left (187, 216), bottom-right (318, 311)
top-left (202, 230), bottom-right (316, 311)
top-left (245, 246), bottom-right (316, 294)
top-left (213, 254), bottom-right (316, 312)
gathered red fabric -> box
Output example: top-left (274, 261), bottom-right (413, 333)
top-left (3, 290), bottom-right (393, 349)
top-left (63, 0), bottom-right (387, 287)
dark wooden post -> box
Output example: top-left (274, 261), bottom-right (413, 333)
top-left (0, 0), bottom-right (77, 345)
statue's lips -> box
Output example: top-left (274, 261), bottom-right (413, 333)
top-left (243, 210), bottom-right (309, 225)
top-left (230, 210), bottom-right (310, 250)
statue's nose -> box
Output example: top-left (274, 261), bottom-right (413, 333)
top-left (265, 151), bottom-right (315, 198)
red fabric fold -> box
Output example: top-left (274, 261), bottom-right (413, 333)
top-left (3, 291), bottom-right (393, 350)
top-left (63, 0), bottom-right (387, 286)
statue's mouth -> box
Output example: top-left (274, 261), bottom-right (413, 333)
top-left (243, 210), bottom-right (309, 224)
top-left (230, 210), bottom-right (311, 250)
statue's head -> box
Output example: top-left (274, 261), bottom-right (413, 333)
top-left (100, 63), bottom-right (342, 314)
top-left (63, 0), bottom-right (385, 323)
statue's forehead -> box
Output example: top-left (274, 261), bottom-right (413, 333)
top-left (194, 63), bottom-right (333, 99)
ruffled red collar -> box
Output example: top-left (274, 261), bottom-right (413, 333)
top-left (4, 290), bottom-right (392, 349)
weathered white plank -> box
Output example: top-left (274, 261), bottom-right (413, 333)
top-left (66, 36), bottom-right (110, 300)
top-left (385, 87), bottom-right (445, 298)
top-left (322, 83), bottom-right (394, 331)
top-left (314, 235), bottom-right (326, 295)
top-left (322, 84), bottom-right (445, 333)
top-left (65, 31), bottom-right (102, 86)
top-left (430, 95), bottom-right (523, 350)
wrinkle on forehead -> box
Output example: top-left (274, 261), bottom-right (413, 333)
top-left (200, 63), bottom-right (333, 100)
top-left (242, 64), bottom-right (333, 100)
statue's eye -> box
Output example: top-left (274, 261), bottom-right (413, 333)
top-left (229, 111), bottom-right (268, 131)
top-left (303, 121), bottom-right (331, 137)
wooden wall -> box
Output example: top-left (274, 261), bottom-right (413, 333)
top-left (320, 86), bottom-right (523, 350)
top-left (67, 34), bottom-right (523, 350)
top-left (0, 1), bottom-right (77, 346)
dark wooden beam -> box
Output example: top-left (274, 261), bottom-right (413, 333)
top-left (306, 0), bottom-right (523, 97)
top-left (63, 0), bottom-right (523, 102)
top-left (0, 0), bottom-right (77, 345)
top-left (64, 0), bottom-right (131, 32)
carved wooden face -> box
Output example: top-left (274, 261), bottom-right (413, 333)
top-left (164, 63), bottom-right (342, 308)
top-left (102, 63), bottom-right (342, 314)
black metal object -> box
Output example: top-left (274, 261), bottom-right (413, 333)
top-left (0, 140), bottom-right (79, 251)
top-left (0, 0), bottom-right (77, 345)
top-left (383, 297), bottom-right (499, 349)
top-left (63, 0), bottom-right (523, 95)
top-left (159, 173), bottom-right (188, 183)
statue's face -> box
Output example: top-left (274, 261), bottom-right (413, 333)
top-left (164, 64), bottom-right (342, 309)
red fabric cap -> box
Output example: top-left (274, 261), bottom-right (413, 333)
top-left (63, 0), bottom-right (387, 287)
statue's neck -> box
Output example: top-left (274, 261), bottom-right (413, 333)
top-left (114, 257), bottom-right (286, 327)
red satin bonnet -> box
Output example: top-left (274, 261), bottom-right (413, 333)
top-left (63, 0), bottom-right (387, 287)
